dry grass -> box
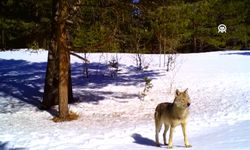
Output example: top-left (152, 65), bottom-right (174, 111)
top-left (52, 111), bottom-right (79, 122)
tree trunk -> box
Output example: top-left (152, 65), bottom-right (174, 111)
top-left (42, 0), bottom-right (59, 109)
top-left (1, 30), bottom-right (4, 49)
top-left (193, 19), bottom-right (198, 53)
top-left (193, 36), bottom-right (197, 52)
top-left (57, 0), bottom-right (70, 119)
top-left (68, 66), bottom-right (73, 103)
top-left (159, 34), bottom-right (162, 67)
top-left (163, 38), bottom-right (166, 67)
top-left (42, 0), bottom-right (73, 114)
top-left (42, 40), bottom-right (59, 108)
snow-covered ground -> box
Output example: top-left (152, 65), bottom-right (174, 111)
top-left (0, 49), bottom-right (250, 150)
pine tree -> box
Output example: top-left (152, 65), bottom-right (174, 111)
top-left (43, 0), bottom-right (76, 120)
top-left (0, 0), bottom-right (51, 49)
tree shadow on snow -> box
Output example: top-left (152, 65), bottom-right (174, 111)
top-left (0, 58), bottom-right (160, 113)
top-left (131, 133), bottom-right (157, 147)
top-left (0, 141), bottom-right (27, 150)
top-left (70, 62), bottom-right (161, 104)
top-left (0, 59), bottom-right (46, 113)
top-left (223, 51), bottom-right (250, 56)
top-left (71, 62), bottom-right (161, 88)
top-left (74, 89), bottom-right (140, 105)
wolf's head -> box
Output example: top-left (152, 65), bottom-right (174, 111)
top-left (174, 89), bottom-right (191, 109)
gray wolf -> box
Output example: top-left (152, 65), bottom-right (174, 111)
top-left (154, 89), bottom-right (192, 149)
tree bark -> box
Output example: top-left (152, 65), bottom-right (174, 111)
top-left (57, 0), bottom-right (70, 119)
top-left (42, 0), bottom-right (73, 115)
top-left (1, 30), bottom-right (4, 49)
top-left (159, 34), bottom-right (162, 67)
top-left (192, 20), bottom-right (197, 53)
top-left (42, 40), bottom-right (59, 108)
top-left (42, 0), bottom-right (59, 109)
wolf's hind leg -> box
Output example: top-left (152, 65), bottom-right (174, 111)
top-left (155, 119), bottom-right (162, 147)
top-left (163, 123), bottom-right (169, 145)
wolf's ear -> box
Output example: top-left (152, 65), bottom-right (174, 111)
top-left (184, 88), bottom-right (188, 94)
top-left (176, 89), bottom-right (180, 96)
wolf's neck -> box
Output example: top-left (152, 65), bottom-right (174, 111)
top-left (171, 104), bottom-right (189, 119)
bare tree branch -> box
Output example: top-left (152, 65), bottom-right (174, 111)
top-left (70, 51), bottom-right (90, 63)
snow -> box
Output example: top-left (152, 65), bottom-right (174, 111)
top-left (0, 49), bottom-right (250, 150)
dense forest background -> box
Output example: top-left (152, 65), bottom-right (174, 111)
top-left (0, 0), bottom-right (249, 53)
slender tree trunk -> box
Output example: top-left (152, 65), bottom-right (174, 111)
top-left (244, 27), bottom-right (247, 49)
top-left (68, 66), bottom-right (73, 102)
top-left (42, 0), bottom-right (59, 109)
top-left (57, 0), bottom-right (70, 119)
top-left (1, 30), bottom-right (4, 49)
top-left (84, 53), bottom-right (89, 78)
top-left (159, 34), bottom-right (162, 67)
top-left (192, 19), bottom-right (198, 53)
top-left (42, 40), bottom-right (59, 108)
top-left (163, 38), bottom-right (166, 67)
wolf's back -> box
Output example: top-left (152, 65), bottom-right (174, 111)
top-left (154, 102), bottom-right (172, 119)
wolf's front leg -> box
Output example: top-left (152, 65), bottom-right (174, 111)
top-left (167, 126), bottom-right (175, 149)
top-left (181, 123), bottom-right (192, 148)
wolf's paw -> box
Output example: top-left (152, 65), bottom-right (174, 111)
top-left (185, 144), bottom-right (192, 148)
top-left (156, 143), bottom-right (160, 147)
top-left (167, 145), bottom-right (173, 149)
